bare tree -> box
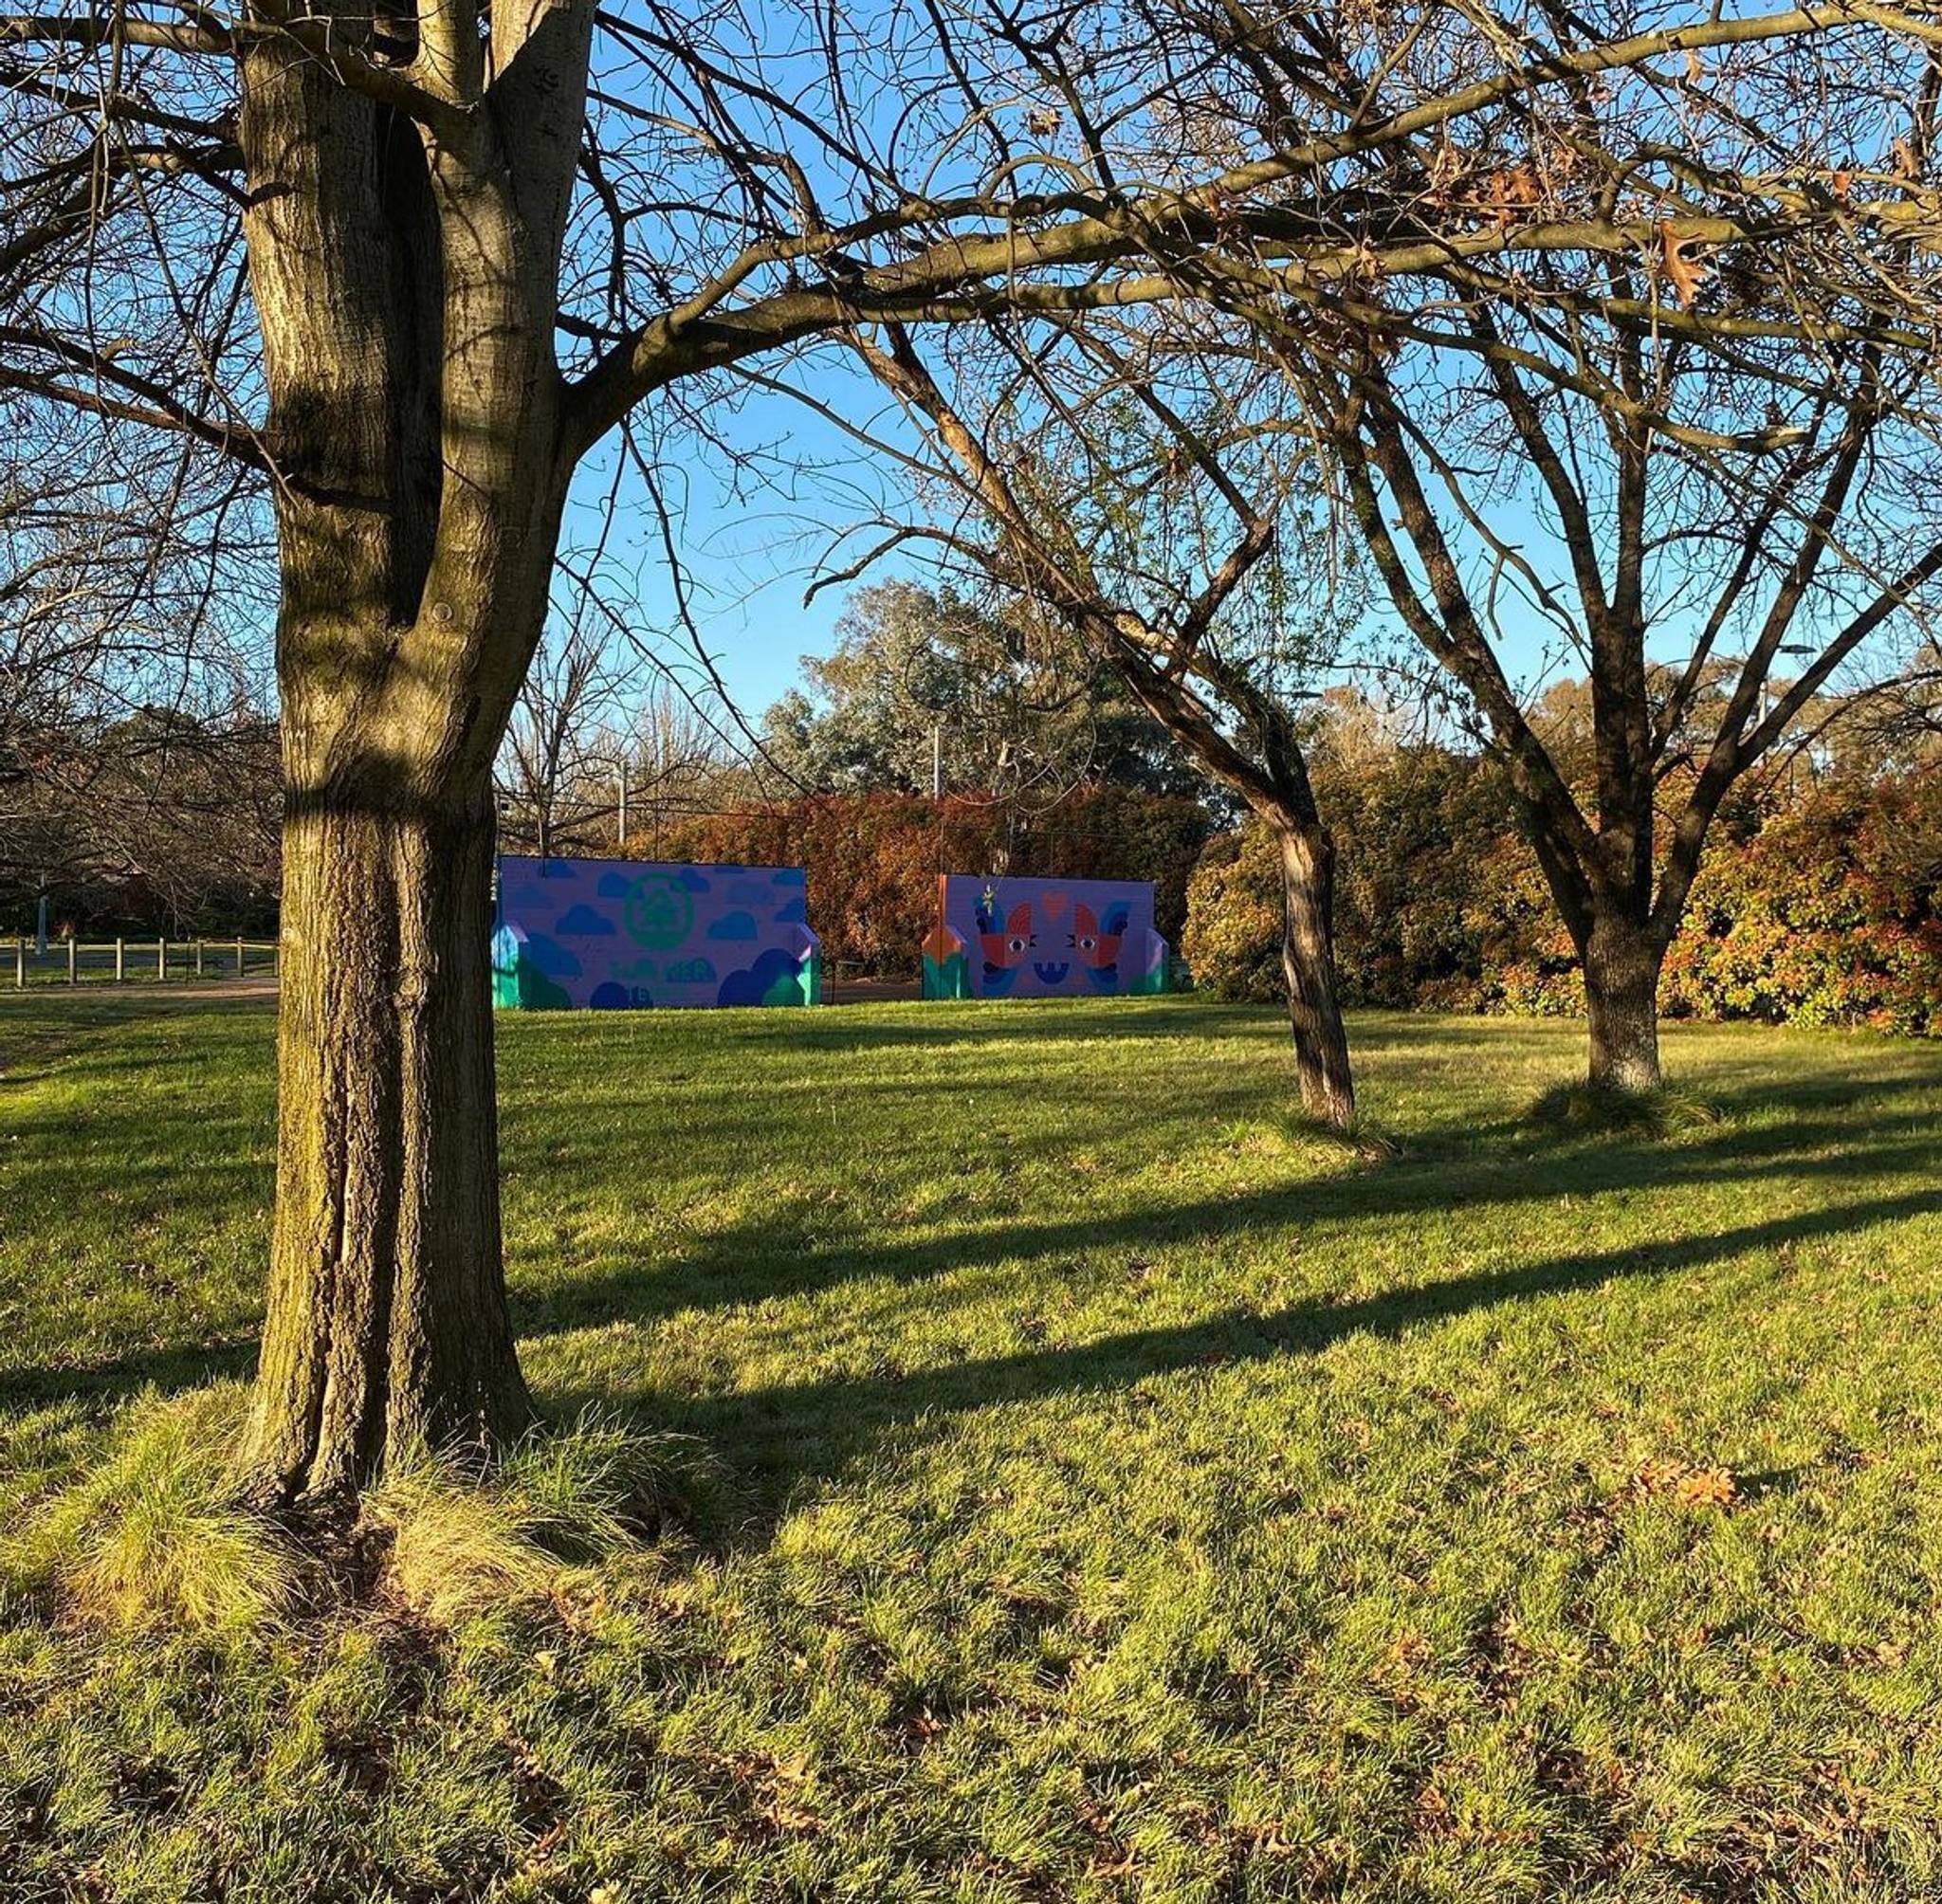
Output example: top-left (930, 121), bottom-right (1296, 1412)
top-left (0, 403), bottom-right (270, 926)
top-left (0, 0), bottom-right (1928, 1495)
top-left (604, 681), bottom-right (734, 856)
top-left (820, 320), bottom-right (1362, 1125)
top-left (498, 616), bottom-right (621, 858)
top-left (1260, 164), bottom-right (1942, 1090)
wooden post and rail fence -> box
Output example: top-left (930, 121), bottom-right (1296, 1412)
top-left (9, 936), bottom-right (279, 989)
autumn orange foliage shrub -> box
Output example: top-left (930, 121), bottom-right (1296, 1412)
top-left (659, 786), bottom-right (1209, 976)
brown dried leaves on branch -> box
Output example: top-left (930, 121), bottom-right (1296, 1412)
top-left (1658, 225), bottom-right (1711, 308)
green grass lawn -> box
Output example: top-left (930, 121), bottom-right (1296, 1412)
top-left (5, 994), bottom-right (1942, 1901)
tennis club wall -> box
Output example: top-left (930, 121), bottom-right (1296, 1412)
top-left (492, 854), bottom-right (820, 1010)
top-left (922, 874), bottom-right (1169, 999)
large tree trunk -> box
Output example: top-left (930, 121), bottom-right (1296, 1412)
top-left (242, 767), bottom-right (531, 1497)
top-left (1276, 820), bottom-right (1355, 1129)
top-left (1582, 909), bottom-right (1665, 1094)
top-left (231, 2), bottom-right (593, 1499)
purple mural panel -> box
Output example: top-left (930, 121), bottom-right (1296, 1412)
top-left (492, 855), bottom-right (820, 1011)
top-left (923, 874), bottom-right (1169, 999)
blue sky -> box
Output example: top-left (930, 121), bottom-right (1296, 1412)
top-left (561, 354), bottom-right (920, 731)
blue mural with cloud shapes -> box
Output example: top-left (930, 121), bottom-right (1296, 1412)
top-left (494, 855), bottom-right (820, 1012)
top-left (718, 945), bottom-right (816, 1008)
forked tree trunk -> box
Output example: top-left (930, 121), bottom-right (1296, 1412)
top-left (1582, 910), bottom-right (1665, 1094)
top-left (231, 3), bottom-right (592, 1498)
top-left (241, 767), bottom-right (532, 1497)
top-left (1276, 820), bottom-right (1355, 1129)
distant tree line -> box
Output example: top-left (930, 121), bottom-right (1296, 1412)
top-left (0, 384), bottom-right (274, 939)
top-left (1, 704), bottom-right (280, 938)
top-left (27, 574), bottom-right (1942, 1039)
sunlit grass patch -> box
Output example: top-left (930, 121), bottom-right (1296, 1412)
top-left (367, 1411), bottom-right (718, 1628)
top-left (6, 995), bottom-right (1942, 1898)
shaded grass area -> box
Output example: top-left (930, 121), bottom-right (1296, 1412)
top-left (5, 991), bottom-right (1942, 1899)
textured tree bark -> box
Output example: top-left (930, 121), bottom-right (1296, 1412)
top-left (242, 767), bottom-right (531, 1496)
top-left (1276, 821), bottom-right (1355, 1129)
top-left (229, 4), bottom-right (590, 1498)
top-left (1582, 910), bottom-right (1665, 1094)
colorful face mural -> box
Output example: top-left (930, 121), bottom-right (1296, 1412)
top-left (923, 875), bottom-right (1169, 999)
top-left (492, 855), bottom-right (820, 1011)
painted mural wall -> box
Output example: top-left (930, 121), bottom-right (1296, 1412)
top-left (493, 855), bottom-right (820, 1011)
top-left (922, 874), bottom-right (1169, 999)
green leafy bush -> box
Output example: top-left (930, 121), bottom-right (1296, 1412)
top-left (1181, 827), bottom-right (1286, 1003)
top-left (1663, 778), bottom-right (1942, 1034)
top-left (1184, 759), bottom-right (1942, 1034)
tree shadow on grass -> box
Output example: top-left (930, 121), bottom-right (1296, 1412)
top-left (0, 1335), bottom-right (260, 1413)
top-left (541, 1184), bottom-right (1942, 1531)
top-left (7, 1007), bottom-right (1941, 1448)
top-left (0, 992), bottom-right (275, 1091)
top-left (504, 1100), bottom-right (1942, 1343)
top-left (8, 1076), bottom-right (1940, 1417)
top-left (7, 1169), bottom-right (1937, 1563)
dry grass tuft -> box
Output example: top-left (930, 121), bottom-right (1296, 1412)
top-left (9, 1384), bottom-right (302, 1635)
top-left (363, 1410), bottom-right (710, 1628)
top-left (4, 1393), bottom-right (709, 1640)
top-left (1528, 1078), bottom-right (1723, 1136)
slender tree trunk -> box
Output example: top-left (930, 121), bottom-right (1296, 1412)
top-left (243, 762), bottom-right (530, 1498)
top-left (1582, 909), bottom-right (1664, 1093)
top-left (1276, 820), bottom-right (1355, 1128)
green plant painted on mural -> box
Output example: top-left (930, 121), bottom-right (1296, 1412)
top-left (490, 947), bottom-right (572, 1011)
top-left (624, 873), bottom-right (695, 951)
top-left (923, 948), bottom-right (970, 999)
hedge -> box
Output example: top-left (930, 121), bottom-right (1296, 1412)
top-left (1182, 759), bottom-right (1942, 1034)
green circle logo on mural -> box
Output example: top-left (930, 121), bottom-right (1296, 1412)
top-left (623, 872), bottom-right (694, 950)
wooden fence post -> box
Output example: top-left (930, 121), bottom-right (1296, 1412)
top-left (158, 937), bottom-right (168, 980)
top-left (14, 938), bottom-right (23, 989)
top-left (194, 940), bottom-right (204, 979)
top-left (66, 936), bottom-right (76, 984)
top-left (235, 935), bottom-right (245, 978)
top-left (115, 939), bottom-right (124, 983)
